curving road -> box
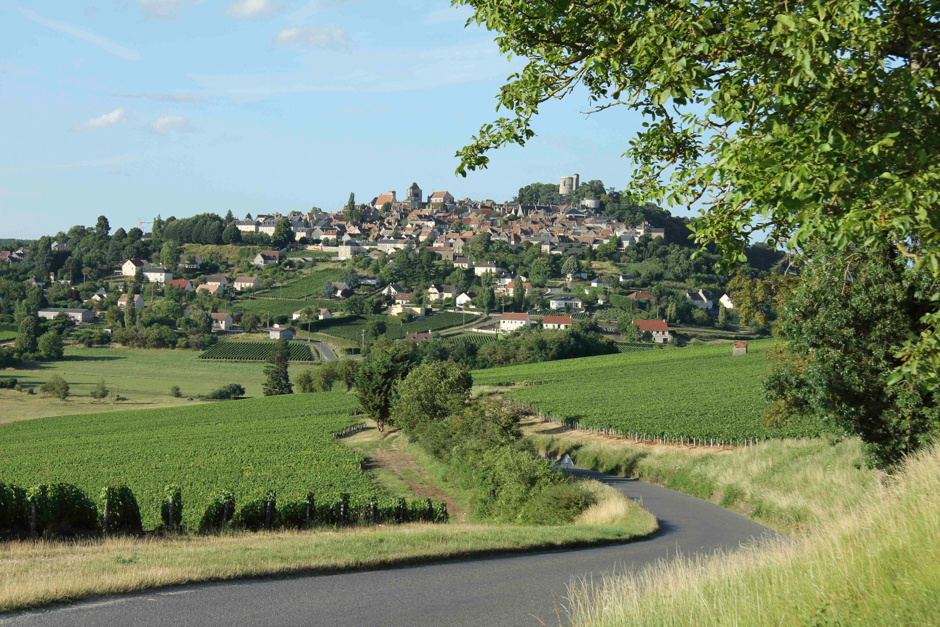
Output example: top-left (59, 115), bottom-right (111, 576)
top-left (2, 468), bottom-right (776, 627)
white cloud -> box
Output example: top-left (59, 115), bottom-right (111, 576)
top-left (148, 116), bottom-right (195, 133)
top-left (115, 92), bottom-right (207, 103)
top-left (226, 0), bottom-right (279, 19)
top-left (74, 108), bottom-right (127, 131)
top-left (273, 27), bottom-right (349, 50)
top-left (4, 5), bottom-right (142, 61)
top-left (138, 0), bottom-right (183, 21)
top-left (0, 154), bottom-right (139, 174)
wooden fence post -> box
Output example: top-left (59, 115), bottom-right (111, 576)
top-left (102, 498), bottom-right (110, 537)
top-left (168, 498), bottom-right (175, 533)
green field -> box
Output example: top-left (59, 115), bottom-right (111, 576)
top-left (314, 312), bottom-right (474, 342)
top-left (232, 298), bottom-right (337, 320)
top-left (446, 333), bottom-right (498, 347)
top-left (253, 267), bottom-right (344, 299)
top-left (0, 346), bottom-right (310, 410)
top-left (199, 341), bottom-right (314, 361)
top-left (0, 394), bottom-right (369, 528)
top-left (473, 341), bottom-right (827, 442)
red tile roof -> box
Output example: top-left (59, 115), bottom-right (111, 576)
top-left (633, 319), bottom-right (670, 332)
top-left (542, 315), bottom-right (573, 325)
top-left (501, 313), bottom-right (530, 321)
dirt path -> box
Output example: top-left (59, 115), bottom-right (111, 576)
top-left (345, 423), bottom-right (465, 518)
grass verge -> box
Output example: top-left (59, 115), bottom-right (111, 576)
top-left (568, 443), bottom-right (940, 627)
top-left (0, 488), bottom-right (655, 614)
top-left (524, 418), bottom-right (877, 535)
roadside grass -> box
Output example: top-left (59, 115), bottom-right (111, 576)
top-left (0, 481), bottom-right (655, 615)
top-left (524, 418), bottom-right (877, 536)
top-left (568, 443), bottom-right (940, 627)
top-left (0, 346), bottom-right (306, 418)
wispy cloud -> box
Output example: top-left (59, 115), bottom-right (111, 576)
top-left (226, 0), bottom-right (280, 19)
top-left (149, 116), bottom-right (195, 133)
top-left (138, 0), bottom-right (183, 21)
top-left (273, 27), bottom-right (350, 50)
top-left (114, 92), bottom-right (207, 104)
top-left (74, 108), bottom-right (127, 131)
top-left (3, 5), bottom-right (143, 62)
top-left (0, 155), bottom-right (139, 174)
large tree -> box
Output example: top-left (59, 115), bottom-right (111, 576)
top-left (271, 219), bottom-right (294, 250)
top-left (765, 244), bottom-right (939, 468)
top-left (355, 340), bottom-right (418, 431)
top-left (455, 0), bottom-right (940, 382)
top-left (263, 338), bottom-right (293, 396)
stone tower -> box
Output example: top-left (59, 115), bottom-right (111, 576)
top-left (407, 182), bottom-right (422, 208)
top-left (559, 174), bottom-right (580, 195)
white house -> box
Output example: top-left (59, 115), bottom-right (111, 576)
top-left (686, 289), bottom-right (714, 310)
top-left (253, 251), bottom-right (280, 268)
top-left (204, 275), bottom-right (228, 287)
top-left (269, 326), bottom-right (294, 341)
top-left (474, 261), bottom-right (503, 277)
top-left (633, 319), bottom-right (672, 344)
top-left (719, 293), bottom-right (735, 309)
top-left (542, 315), bottom-right (573, 330)
top-left (382, 283), bottom-right (404, 298)
top-left (38, 308), bottom-right (94, 323)
top-left (143, 267), bottom-right (172, 285)
top-left (121, 259), bottom-right (149, 277)
top-left (500, 312), bottom-right (531, 333)
top-left (318, 308), bottom-right (332, 320)
top-left (455, 292), bottom-right (475, 307)
top-left (233, 276), bottom-right (260, 291)
top-left (426, 284), bottom-right (457, 302)
top-left (209, 312), bottom-right (233, 331)
top-left (549, 294), bottom-right (584, 311)
top-left (453, 257), bottom-right (472, 269)
top-left (117, 294), bottom-right (145, 310)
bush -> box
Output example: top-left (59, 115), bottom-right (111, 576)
top-left (169, 384), bottom-right (182, 398)
top-left (90, 378), bottom-right (109, 400)
top-left (28, 483), bottom-right (98, 537)
top-left (37, 331), bottom-right (64, 360)
top-left (161, 484), bottom-right (183, 530)
top-left (518, 482), bottom-right (596, 525)
top-left (99, 485), bottom-right (143, 534)
top-left (0, 378), bottom-right (18, 390)
top-left (198, 489), bottom-right (235, 533)
top-left (0, 482), bottom-right (28, 539)
top-left (206, 383), bottom-right (245, 400)
top-left (40, 375), bottom-right (69, 400)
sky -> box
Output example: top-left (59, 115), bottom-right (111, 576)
top-left (0, 0), bottom-right (655, 239)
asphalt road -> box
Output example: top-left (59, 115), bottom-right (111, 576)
top-left (311, 341), bottom-right (338, 362)
top-left (2, 468), bottom-right (776, 627)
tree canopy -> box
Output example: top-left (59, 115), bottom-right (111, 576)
top-left (455, 0), bottom-right (940, 383)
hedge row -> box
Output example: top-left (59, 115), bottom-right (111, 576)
top-left (0, 481), bottom-right (447, 540)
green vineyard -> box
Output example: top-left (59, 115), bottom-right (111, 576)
top-left (614, 342), bottom-right (657, 353)
top-left (313, 313), bottom-right (474, 342)
top-left (473, 340), bottom-right (828, 442)
top-left (199, 341), bottom-right (314, 361)
top-left (0, 394), bottom-right (371, 529)
top-left (253, 268), bottom-right (344, 300)
top-left (446, 334), bottom-right (498, 347)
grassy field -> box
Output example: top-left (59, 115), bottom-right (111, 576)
top-left (569, 443), bottom-right (940, 626)
top-left (252, 267), bottom-right (344, 299)
top-left (0, 393), bottom-right (368, 529)
top-left (312, 312), bottom-right (474, 342)
top-left (232, 298), bottom-right (336, 320)
top-left (525, 418), bottom-right (876, 536)
top-left (0, 346), bottom-right (310, 419)
top-left (475, 341), bottom-right (827, 441)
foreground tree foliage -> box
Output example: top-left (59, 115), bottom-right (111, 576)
top-left (455, 0), bottom-right (940, 383)
top-left (262, 339), bottom-right (293, 396)
top-left (765, 244), bottom-right (939, 468)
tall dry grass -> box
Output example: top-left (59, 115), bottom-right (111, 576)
top-left (568, 444), bottom-right (940, 626)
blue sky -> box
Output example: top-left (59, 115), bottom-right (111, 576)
top-left (1, 0), bottom-right (652, 239)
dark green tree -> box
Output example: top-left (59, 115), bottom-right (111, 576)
top-left (15, 315), bottom-right (38, 354)
top-left (392, 362), bottom-right (473, 442)
top-left (765, 244), bottom-right (939, 468)
top-left (222, 223), bottom-right (242, 244)
top-left (355, 340), bottom-right (418, 431)
top-left (271, 219), bottom-right (294, 250)
top-left (37, 331), bottom-right (64, 360)
top-left (262, 338), bottom-right (293, 396)
top-left (95, 215), bottom-right (110, 237)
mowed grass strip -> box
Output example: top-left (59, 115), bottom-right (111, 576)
top-left (0, 483), bottom-right (656, 614)
top-left (0, 394), bottom-right (370, 529)
top-left (474, 340), bottom-right (827, 441)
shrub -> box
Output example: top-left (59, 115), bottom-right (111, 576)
top-left (99, 485), bottom-right (143, 534)
top-left (169, 384), bottom-right (182, 398)
top-left (28, 483), bottom-right (98, 537)
top-left (206, 383), bottom-right (245, 400)
top-left (198, 489), bottom-right (235, 533)
top-left (0, 378), bottom-right (18, 390)
top-left (161, 484), bottom-right (183, 530)
top-left (40, 375), bottom-right (69, 400)
top-left (90, 378), bottom-right (109, 400)
top-left (518, 482), bottom-right (596, 525)
top-left (37, 330), bottom-right (64, 360)
top-left (0, 482), bottom-right (28, 539)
